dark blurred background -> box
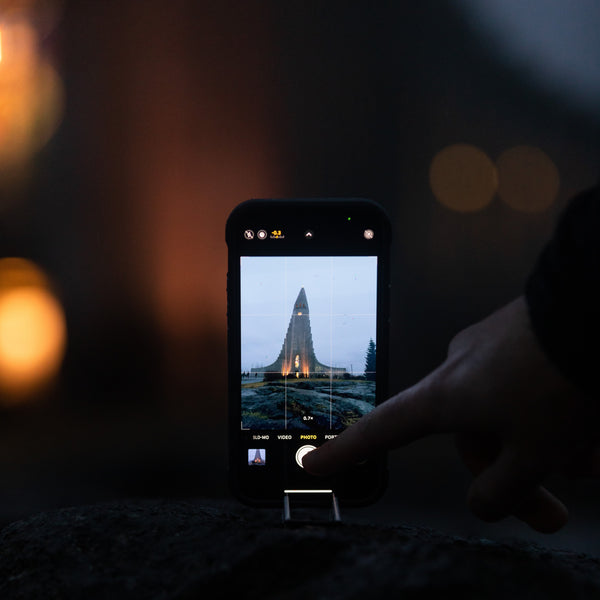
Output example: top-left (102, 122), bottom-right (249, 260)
top-left (1, 0), bottom-right (599, 551)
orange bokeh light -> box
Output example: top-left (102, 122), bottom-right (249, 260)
top-left (1, 0), bottom-right (65, 40)
top-left (0, 17), bottom-right (64, 171)
top-left (0, 258), bottom-right (66, 402)
top-left (496, 146), bottom-right (560, 213)
top-left (429, 144), bottom-right (498, 213)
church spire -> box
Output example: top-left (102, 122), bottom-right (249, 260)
top-left (293, 287), bottom-right (309, 314)
top-left (251, 288), bottom-right (346, 378)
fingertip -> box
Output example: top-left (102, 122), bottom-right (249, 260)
top-left (300, 451), bottom-right (318, 474)
top-left (301, 446), bottom-right (330, 476)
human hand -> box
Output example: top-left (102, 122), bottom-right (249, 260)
top-left (303, 297), bottom-right (599, 533)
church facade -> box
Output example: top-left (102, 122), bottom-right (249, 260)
top-left (251, 287), bottom-right (346, 379)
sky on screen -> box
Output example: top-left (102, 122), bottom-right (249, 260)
top-left (240, 256), bottom-right (377, 374)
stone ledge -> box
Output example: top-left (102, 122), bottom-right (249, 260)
top-left (0, 499), bottom-right (599, 598)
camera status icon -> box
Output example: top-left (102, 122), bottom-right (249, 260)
top-left (363, 229), bottom-right (374, 240)
top-left (257, 230), bottom-right (268, 240)
top-left (244, 229), bottom-right (254, 240)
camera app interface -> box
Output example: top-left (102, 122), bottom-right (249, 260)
top-left (240, 256), bottom-right (377, 433)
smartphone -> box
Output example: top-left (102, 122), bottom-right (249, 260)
top-left (226, 198), bottom-right (390, 507)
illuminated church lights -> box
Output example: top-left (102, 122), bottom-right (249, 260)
top-left (252, 287), bottom-right (346, 380)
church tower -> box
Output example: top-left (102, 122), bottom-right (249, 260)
top-left (252, 288), bottom-right (346, 378)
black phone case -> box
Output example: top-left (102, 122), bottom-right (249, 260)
top-left (226, 198), bottom-right (391, 506)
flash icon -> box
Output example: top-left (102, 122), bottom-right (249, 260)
top-left (363, 229), bottom-right (374, 240)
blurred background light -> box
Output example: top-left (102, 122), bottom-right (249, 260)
top-left (0, 4), bottom-right (64, 177)
top-left (0, 258), bottom-right (66, 403)
top-left (429, 144), bottom-right (498, 212)
top-left (3, 0), bottom-right (65, 39)
top-left (455, 0), bottom-right (600, 122)
top-left (496, 146), bottom-right (560, 213)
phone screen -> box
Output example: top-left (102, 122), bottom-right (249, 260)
top-left (241, 255), bottom-right (377, 433)
top-left (227, 199), bottom-right (389, 505)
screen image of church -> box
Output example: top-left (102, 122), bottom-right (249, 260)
top-left (251, 287), bottom-right (346, 379)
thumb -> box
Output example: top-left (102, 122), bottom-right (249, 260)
top-left (467, 446), bottom-right (567, 533)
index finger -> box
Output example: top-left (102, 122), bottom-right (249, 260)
top-left (303, 375), bottom-right (444, 475)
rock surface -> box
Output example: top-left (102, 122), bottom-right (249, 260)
top-left (1, 499), bottom-right (599, 599)
top-left (242, 379), bottom-right (375, 429)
